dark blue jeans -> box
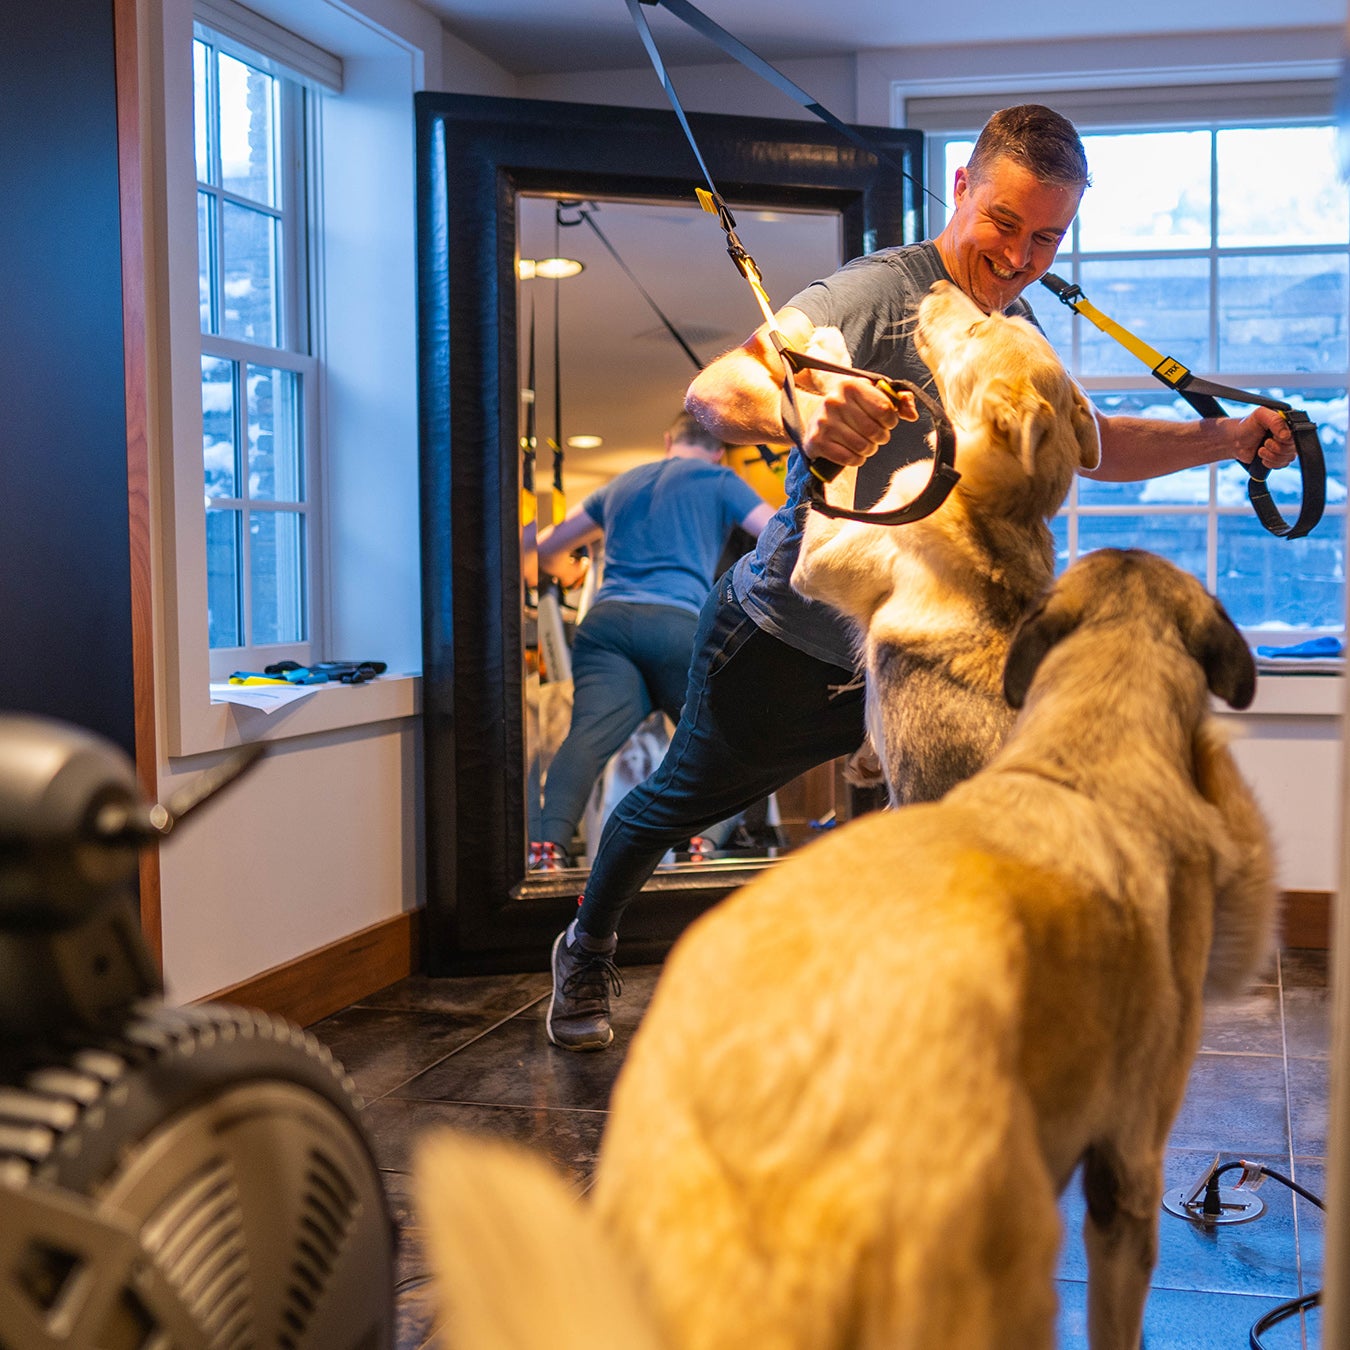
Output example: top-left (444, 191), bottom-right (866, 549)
top-left (577, 572), bottom-right (866, 940)
top-left (540, 600), bottom-right (699, 848)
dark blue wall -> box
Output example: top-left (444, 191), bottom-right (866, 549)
top-left (0, 0), bottom-right (137, 758)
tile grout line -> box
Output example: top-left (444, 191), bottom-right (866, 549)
top-left (356, 995), bottom-right (551, 1106)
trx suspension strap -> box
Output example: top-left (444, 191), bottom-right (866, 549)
top-left (1041, 272), bottom-right (1325, 540)
top-left (626, 0), bottom-right (960, 525)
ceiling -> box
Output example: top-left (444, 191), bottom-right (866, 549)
top-left (421, 0), bottom-right (1341, 79)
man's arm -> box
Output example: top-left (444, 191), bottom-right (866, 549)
top-left (535, 503), bottom-right (601, 584)
top-left (686, 307), bottom-right (911, 472)
top-left (1089, 405), bottom-right (1297, 482)
top-left (740, 501), bottom-right (776, 538)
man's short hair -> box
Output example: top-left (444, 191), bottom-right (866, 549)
top-left (967, 104), bottom-right (1090, 191)
top-left (668, 409), bottom-right (728, 455)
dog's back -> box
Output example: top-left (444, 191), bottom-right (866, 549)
top-left (415, 550), bottom-right (1278, 1350)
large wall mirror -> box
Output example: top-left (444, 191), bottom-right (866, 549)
top-left (416, 92), bottom-right (922, 973)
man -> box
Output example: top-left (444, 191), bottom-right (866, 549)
top-left (546, 104), bottom-right (1296, 1051)
top-left (531, 410), bottom-right (773, 871)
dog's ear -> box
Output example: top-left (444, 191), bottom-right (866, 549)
top-left (1070, 382), bottom-right (1101, 470)
top-left (1016, 402), bottom-right (1054, 477)
top-left (1003, 588), bottom-right (1082, 708)
top-left (987, 383), bottom-right (1052, 477)
top-left (1185, 595), bottom-right (1257, 710)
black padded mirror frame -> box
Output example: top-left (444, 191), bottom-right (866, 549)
top-left (415, 90), bottom-right (922, 973)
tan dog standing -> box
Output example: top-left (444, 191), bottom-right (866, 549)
top-left (415, 548), bottom-right (1278, 1350)
top-left (792, 278), bottom-right (1101, 803)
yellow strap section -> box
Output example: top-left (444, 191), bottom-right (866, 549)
top-left (1072, 296), bottom-right (1165, 364)
top-left (698, 187), bottom-right (779, 332)
top-left (520, 490), bottom-right (537, 527)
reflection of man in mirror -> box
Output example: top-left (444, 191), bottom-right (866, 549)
top-left (547, 104), bottom-right (1297, 1051)
top-left (530, 410), bottom-right (773, 877)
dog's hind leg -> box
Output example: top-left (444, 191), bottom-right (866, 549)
top-left (1080, 1142), bottom-right (1161, 1350)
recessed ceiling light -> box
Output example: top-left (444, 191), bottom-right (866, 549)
top-left (566, 434), bottom-right (603, 450)
top-left (532, 257), bottom-right (584, 279)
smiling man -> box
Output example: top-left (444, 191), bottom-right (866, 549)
top-left (544, 104), bottom-right (1297, 1052)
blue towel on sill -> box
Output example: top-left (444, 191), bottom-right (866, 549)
top-left (1254, 635), bottom-right (1344, 659)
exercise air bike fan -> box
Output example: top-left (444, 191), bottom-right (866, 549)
top-left (0, 714), bottom-right (394, 1349)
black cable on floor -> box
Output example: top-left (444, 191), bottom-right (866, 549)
top-left (1208, 1160), bottom-right (1326, 1350)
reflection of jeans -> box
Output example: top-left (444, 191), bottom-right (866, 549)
top-left (577, 572), bottom-right (866, 940)
top-left (540, 600), bottom-right (698, 848)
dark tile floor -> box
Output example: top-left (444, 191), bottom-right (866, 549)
top-left (309, 948), bottom-right (1330, 1349)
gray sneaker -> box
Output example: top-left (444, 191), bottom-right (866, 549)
top-left (547, 923), bottom-right (622, 1050)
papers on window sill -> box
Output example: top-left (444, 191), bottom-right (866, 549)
top-left (209, 681), bottom-right (322, 714)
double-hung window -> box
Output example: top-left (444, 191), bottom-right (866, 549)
top-left (194, 19), bottom-right (319, 677)
top-left (930, 113), bottom-right (1348, 646)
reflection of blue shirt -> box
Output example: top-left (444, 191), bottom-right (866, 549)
top-left (582, 456), bottom-right (763, 616)
top-left (731, 240), bottom-right (1037, 668)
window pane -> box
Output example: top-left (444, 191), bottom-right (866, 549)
top-left (246, 364), bottom-right (303, 501)
top-left (1077, 131), bottom-right (1211, 253)
top-left (1031, 287), bottom-right (1072, 362)
top-left (1217, 512), bottom-right (1345, 632)
top-left (202, 355), bottom-right (237, 498)
top-left (1078, 258), bottom-right (1209, 376)
top-left (220, 200), bottom-right (278, 344)
top-left (250, 510), bottom-right (306, 644)
top-left (206, 507), bottom-right (242, 648)
top-left (1218, 126), bottom-right (1349, 248)
top-left (1080, 391), bottom-right (1213, 506)
top-left (193, 40), bottom-right (211, 184)
top-left (197, 190), bottom-right (216, 333)
top-left (939, 140), bottom-right (974, 223)
top-left (217, 51), bottom-right (276, 206)
top-left (1218, 255), bottom-right (1348, 373)
top-left (1077, 513), bottom-right (1210, 580)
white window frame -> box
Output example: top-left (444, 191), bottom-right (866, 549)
top-left (194, 20), bottom-right (323, 680)
top-left (151, 0), bottom-right (428, 757)
top-left (919, 90), bottom-right (1347, 650)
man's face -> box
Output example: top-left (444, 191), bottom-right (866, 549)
top-left (940, 157), bottom-right (1083, 313)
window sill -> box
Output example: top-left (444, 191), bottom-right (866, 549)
top-left (1227, 666), bottom-right (1343, 718)
top-left (172, 673), bottom-right (421, 760)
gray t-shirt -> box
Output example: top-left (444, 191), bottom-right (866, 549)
top-left (729, 240), bottom-right (1038, 668)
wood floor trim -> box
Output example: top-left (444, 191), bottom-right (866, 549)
top-left (1282, 890), bottom-right (1333, 952)
top-left (201, 910), bottom-right (422, 1026)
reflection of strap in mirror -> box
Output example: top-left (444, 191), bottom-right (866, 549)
top-left (521, 288), bottom-right (538, 528)
top-left (1040, 273), bottom-right (1326, 540)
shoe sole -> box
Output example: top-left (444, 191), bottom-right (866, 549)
top-left (546, 929), bottom-right (614, 1051)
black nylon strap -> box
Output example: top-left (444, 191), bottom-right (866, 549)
top-left (776, 343), bottom-right (961, 525)
top-left (631, 0), bottom-right (937, 208)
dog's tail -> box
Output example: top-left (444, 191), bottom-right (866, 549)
top-left (414, 1130), bottom-right (665, 1350)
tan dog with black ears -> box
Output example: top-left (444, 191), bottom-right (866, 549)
top-left (791, 278), bottom-right (1102, 804)
top-left (413, 548), bottom-right (1278, 1350)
